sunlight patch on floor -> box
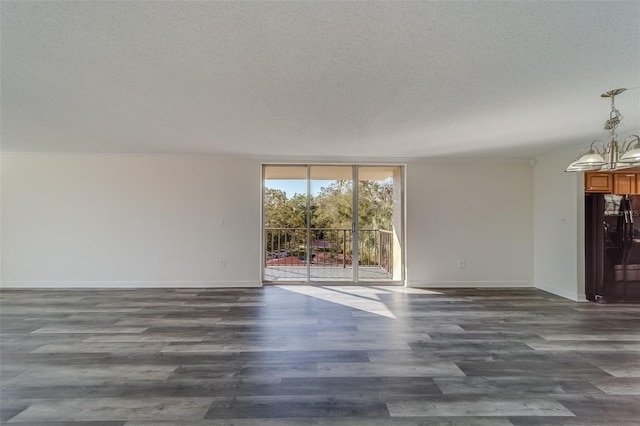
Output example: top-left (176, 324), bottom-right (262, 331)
top-left (276, 285), bottom-right (399, 319)
top-left (379, 286), bottom-right (444, 295)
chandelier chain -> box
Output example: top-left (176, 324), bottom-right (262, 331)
top-left (604, 95), bottom-right (622, 133)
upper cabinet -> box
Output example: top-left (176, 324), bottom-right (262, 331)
top-left (585, 170), bottom-right (640, 194)
top-left (585, 173), bottom-right (613, 193)
top-left (614, 174), bottom-right (637, 194)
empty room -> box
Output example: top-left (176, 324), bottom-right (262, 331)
top-left (1, 1), bottom-right (639, 425)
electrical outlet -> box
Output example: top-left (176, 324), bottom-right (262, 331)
top-left (457, 259), bottom-right (465, 268)
top-left (220, 260), bottom-right (227, 268)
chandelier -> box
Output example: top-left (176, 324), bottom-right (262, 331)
top-left (566, 88), bottom-right (640, 172)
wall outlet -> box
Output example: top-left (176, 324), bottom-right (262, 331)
top-left (457, 259), bottom-right (465, 268)
top-left (220, 260), bottom-right (227, 268)
top-left (218, 218), bottom-right (224, 225)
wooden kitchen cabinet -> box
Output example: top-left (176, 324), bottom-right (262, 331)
top-left (585, 169), bottom-right (640, 194)
top-left (585, 173), bottom-right (613, 193)
top-left (614, 174), bottom-right (638, 194)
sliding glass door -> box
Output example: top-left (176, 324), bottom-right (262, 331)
top-left (309, 166), bottom-right (354, 282)
top-left (263, 166), bottom-right (309, 282)
top-left (357, 166), bottom-right (403, 282)
top-left (263, 165), bottom-right (403, 283)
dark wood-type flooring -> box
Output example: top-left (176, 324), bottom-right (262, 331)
top-left (1, 286), bottom-right (639, 425)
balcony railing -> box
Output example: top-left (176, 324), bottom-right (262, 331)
top-left (265, 227), bottom-right (393, 274)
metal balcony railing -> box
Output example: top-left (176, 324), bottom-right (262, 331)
top-left (265, 227), bottom-right (393, 274)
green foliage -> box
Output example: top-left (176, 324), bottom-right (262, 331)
top-left (311, 180), bottom-right (393, 231)
top-left (311, 180), bottom-right (352, 229)
top-left (264, 181), bottom-right (394, 264)
top-left (265, 181), bottom-right (393, 230)
top-left (264, 189), bottom-right (307, 228)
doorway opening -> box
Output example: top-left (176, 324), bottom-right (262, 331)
top-left (262, 165), bottom-right (404, 284)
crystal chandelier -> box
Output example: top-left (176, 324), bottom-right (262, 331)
top-left (566, 88), bottom-right (640, 172)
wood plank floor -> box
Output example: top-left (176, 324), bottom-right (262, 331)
top-left (1, 286), bottom-right (639, 425)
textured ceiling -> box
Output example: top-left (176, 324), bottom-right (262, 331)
top-left (1, 1), bottom-right (639, 159)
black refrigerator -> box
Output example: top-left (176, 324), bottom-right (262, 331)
top-left (586, 193), bottom-right (640, 302)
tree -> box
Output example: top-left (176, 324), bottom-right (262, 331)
top-left (264, 189), bottom-right (307, 228)
top-left (264, 180), bottom-right (394, 265)
top-left (264, 189), bottom-right (308, 256)
top-left (312, 180), bottom-right (393, 231)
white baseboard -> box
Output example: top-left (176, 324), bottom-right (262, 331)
top-left (407, 280), bottom-right (533, 288)
top-left (534, 281), bottom-right (587, 302)
top-left (0, 280), bottom-right (262, 289)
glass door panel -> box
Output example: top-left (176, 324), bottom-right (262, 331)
top-left (309, 165), bottom-right (354, 282)
top-left (263, 165), bottom-right (309, 282)
top-left (357, 166), bottom-right (403, 282)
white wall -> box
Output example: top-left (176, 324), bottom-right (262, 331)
top-left (1, 154), bottom-right (261, 287)
top-left (532, 148), bottom-right (586, 301)
top-left (2, 154), bottom-right (536, 289)
top-left (406, 160), bottom-right (534, 287)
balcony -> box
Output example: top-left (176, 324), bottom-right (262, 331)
top-left (265, 227), bottom-right (393, 281)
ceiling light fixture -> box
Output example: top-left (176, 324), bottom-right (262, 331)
top-left (566, 88), bottom-right (640, 172)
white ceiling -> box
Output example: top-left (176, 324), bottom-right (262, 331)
top-left (1, 1), bottom-right (639, 159)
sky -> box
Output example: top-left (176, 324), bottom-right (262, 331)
top-left (266, 176), bottom-right (393, 198)
top-left (265, 179), bottom-right (338, 198)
